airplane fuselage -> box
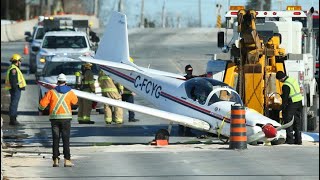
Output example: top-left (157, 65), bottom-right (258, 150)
top-left (99, 64), bottom-right (257, 137)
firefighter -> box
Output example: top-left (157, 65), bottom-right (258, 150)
top-left (39, 73), bottom-right (78, 167)
top-left (5, 54), bottom-right (26, 126)
top-left (122, 57), bottom-right (139, 122)
top-left (276, 71), bottom-right (303, 145)
top-left (78, 63), bottom-right (95, 124)
top-left (98, 70), bottom-right (123, 124)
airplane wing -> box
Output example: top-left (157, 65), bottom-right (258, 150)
top-left (247, 117), bottom-right (294, 143)
top-left (37, 80), bottom-right (210, 132)
top-left (79, 56), bottom-right (186, 80)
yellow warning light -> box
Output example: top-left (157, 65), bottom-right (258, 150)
top-left (229, 6), bottom-right (245, 11)
top-left (286, 6), bottom-right (302, 11)
top-left (49, 16), bottom-right (54, 20)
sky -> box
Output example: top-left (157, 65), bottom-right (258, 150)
top-left (99, 0), bottom-right (320, 28)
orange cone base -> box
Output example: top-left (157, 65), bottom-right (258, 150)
top-left (152, 140), bottom-right (169, 146)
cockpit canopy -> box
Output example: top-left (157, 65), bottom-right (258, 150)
top-left (184, 77), bottom-right (242, 105)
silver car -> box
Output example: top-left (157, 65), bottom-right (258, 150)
top-left (38, 56), bottom-right (103, 114)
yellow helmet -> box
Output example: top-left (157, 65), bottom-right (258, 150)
top-left (129, 57), bottom-right (134, 63)
top-left (11, 54), bottom-right (22, 62)
top-left (89, 21), bottom-right (93, 27)
top-left (83, 62), bottom-right (92, 69)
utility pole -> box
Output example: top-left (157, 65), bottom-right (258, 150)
top-left (161, 0), bottom-right (166, 28)
top-left (6, 0), bottom-right (10, 19)
top-left (25, 0), bottom-right (30, 20)
top-left (94, 0), bottom-right (99, 16)
top-left (140, 0), bottom-right (144, 28)
top-left (278, 0), bottom-right (283, 10)
top-left (198, 0), bottom-right (202, 27)
top-left (118, 0), bottom-right (123, 13)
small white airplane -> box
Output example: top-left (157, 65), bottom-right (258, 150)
top-left (38, 11), bottom-right (294, 145)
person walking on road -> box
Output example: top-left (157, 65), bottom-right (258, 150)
top-left (98, 70), bottom-right (123, 124)
top-left (39, 73), bottom-right (78, 167)
top-left (276, 71), bottom-right (303, 145)
top-left (78, 63), bottom-right (95, 124)
top-left (5, 54), bottom-right (27, 126)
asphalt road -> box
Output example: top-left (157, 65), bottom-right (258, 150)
top-left (1, 28), bottom-right (319, 180)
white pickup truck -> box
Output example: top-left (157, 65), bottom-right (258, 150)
top-left (35, 31), bottom-right (94, 78)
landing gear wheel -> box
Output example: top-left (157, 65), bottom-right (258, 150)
top-left (155, 129), bottom-right (170, 141)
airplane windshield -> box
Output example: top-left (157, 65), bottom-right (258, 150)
top-left (207, 89), bottom-right (242, 106)
top-left (185, 77), bottom-right (231, 105)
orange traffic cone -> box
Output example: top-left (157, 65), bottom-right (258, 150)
top-left (24, 44), bottom-right (29, 55)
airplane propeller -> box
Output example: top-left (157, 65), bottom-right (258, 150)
top-left (247, 117), bottom-right (294, 143)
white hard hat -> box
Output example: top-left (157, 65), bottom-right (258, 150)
top-left (57, 73), bottom-right (67, 82)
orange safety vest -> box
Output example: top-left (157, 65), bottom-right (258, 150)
top-left (5, 64), bottom-right (27, 90)
top-left (39, 88), bottom-right (78, 119)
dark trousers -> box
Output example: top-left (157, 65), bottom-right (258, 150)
top-left (9, 89), bottom-right (21, 117)
top-left (283, 101), bottom-right (303, 144)
top-left (50, 119), bottom-right (71, 160)
top-left (122, 94), bottom-right (135, 120)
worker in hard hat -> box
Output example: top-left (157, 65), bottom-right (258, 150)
top-left (39, 73), bottom-right (78, 167)
top-left (98, 70), bottom-right (123, 124)
top-left (5, 54), bottom-right (27, 126)
top-left (78, 63), bottom-right (95, 124)
top-left (88, 21), bottom-right (100, 43)
top-left (121, 57), bottom-right (139, 122)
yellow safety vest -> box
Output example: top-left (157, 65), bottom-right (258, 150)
top-left (283, 77), bottom-right (303, 103)
top-left (5, 64), bottom-right (27, 90)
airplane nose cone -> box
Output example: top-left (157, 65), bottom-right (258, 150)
top-left (262, 124), bottom-right (277, 138)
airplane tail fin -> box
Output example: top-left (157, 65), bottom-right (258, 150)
top-left (95, 11), bottom-right (131, 65)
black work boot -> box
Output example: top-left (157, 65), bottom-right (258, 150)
top-left (9, 116), bottom-right (20, 126)
top-left (294, 132), bottom-right (302, 145)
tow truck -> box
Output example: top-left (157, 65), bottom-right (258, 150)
top-left (207, 6), bottom-right (318, 131)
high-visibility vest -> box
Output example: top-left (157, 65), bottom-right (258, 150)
top-left (283, 77), bottom-right (303, 103)
top-left (5, 64), bottom-right (27, 90)
top-left (39, 88), bottom-right (78, 119)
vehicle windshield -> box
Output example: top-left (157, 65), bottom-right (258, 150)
top-left (34, 27), bottom-right (45, 40)
top-left (184, 78), bottom-right (241, 105)
top-left (43, 61), bottom-right (99, 76)
top-left (42, 36), bottom-right (87, 48)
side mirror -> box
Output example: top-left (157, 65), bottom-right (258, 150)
top-left (217, 31), bottom-right (225, 48)
top-left (24, 31), bottom-right (32, 36)
top-left (32, 46), bottom-right (40, 52)
top-left (25, 36), bottom-right (32, 42)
